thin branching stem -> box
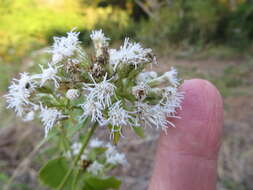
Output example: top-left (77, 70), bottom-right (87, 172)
top-left (56, 123), bottom-right (97, 190)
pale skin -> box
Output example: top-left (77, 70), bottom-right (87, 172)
top-left (149, 79), bottom-right (224, 190)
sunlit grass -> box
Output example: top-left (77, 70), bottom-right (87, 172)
top-left (0, 0), bottom-right (131, 61)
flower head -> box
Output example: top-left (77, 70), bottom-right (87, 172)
top-left (105, 101), bottom-right (134, 135)
top-left (136, 102), bottom-right (173, 131)
top-left (147, 67), bottom-right (180, 88)
top-left (83, 74), bottom-right (116, 108)
top-left (65, 139), bottom-right (127, 174)
top-left (163, 67), bottom-right (180, 87)
top-left (109, 38), bottom-right (152, 70)
top-left (90, 30), bottom-right (110, 57)
top-left (4, 73), bottom-right (36, 117)
top-left (161, 87), bottom-right (184, 114)
top-left (35, 63), bottom-right (61, 88)
top-left (89, 138), bottom-right (104, 148)
top-left (50, 29), bottom-right (84, 64)
top-left (87, 161), bottom-right (104, 175)
top-left (105, 144), bottom-right (127, 165)
top-left (80, 99), bottom-right (104, 124)
top-left (39, 105), bottom-right (66, 137)
top-left (136, 71), bottom-right (157, 84)
top-left (107, 152), bottom-right (127, 165)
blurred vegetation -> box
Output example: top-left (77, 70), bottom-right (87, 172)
top-left (1, 0), bottom-right (253, 63)
top-left (0, 0), bottom-right (132, 61)
top-left (137, 0), bottom-right (253, 50)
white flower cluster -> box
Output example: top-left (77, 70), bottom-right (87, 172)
top-left (109, 38), bottom-right (153, 70)
top-left (65, 138), bottom-right (127, 176)
top-left (5, 73), bottom-right (36, 117)
top-left (5, 28), bottom-right (183, 139)
top-left (4, 62), bottom-right (64, 137)
top-left (39, 105), bottom-right (67, 137)
top-left (36, 63), bottom-right (62, 88)
top-left (50, 29), bottom-right (85, 64)
top-left (134, 70), bottom-right (184, 132)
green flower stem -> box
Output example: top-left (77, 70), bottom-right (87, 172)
top-left (56, 123), bottom-right (97, 190)
top-left (72, 169), bottom-right (81, 190)
top-left (59, 125), bottom-right (70, 152)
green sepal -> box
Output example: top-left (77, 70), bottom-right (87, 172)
top-left (132, 126), bottom-right (145, 138)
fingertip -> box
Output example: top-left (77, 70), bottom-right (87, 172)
top-left (162, 78), bottom-right (224, 158)
top-left (149, 79), bottom-right (224, 190)
top-left (181, 79), bottom-right (223, 110)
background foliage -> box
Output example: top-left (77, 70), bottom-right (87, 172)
top-left (1, 0), bottom-right (253, 61)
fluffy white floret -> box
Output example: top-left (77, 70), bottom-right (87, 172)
top-left (35, 64), bottom-right (61, 88)
top-left (79, 99), bottom-right (104, 124)
top-left (89, 138), bottom-right (104, 148)
top-left (107, 152), bottom-right (127, 165)
top-left (105, 101), bottom-right (135, 134)
top-left (4, 73), bottom-right (36, 117)
top-left (90, 30), bottom-right (110, 57)
top-left (136, 102), bottom-right (174, 132)
top-left (87, 161), bottom-right (104, 175)
top-left (83, 74), bottom-right (116, 108)
top-left (50, 29), bottom-right (84, 64)
top-left (148, 67), bottom-right (180, 87)
top-left (163, 67), bottom-right (180, 87)
top-left (161, 87), bottom-right (184, 114)
top-left (39, 105), bottom-right (66, 137)
top-left (136, 71), bottom-right (157, 84)
top-left (109, 38), bottom-right (152, 70)
top-left (105, 144), bottom-right (127, 165)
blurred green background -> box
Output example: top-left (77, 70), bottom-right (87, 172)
top-left (0, 0), bottom-right (253, 190)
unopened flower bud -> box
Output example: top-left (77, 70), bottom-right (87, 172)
top-left (66, 89), bottom-right (80, 100)
top-left (90, 30), bottom-right (110, 57)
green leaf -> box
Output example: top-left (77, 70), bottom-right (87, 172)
top-left (84, 176), bottom-right (121, 190)
top-left (132, 126), bottom-right (145, 138)
top-left (38, 157), bottom-right (72, 188)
